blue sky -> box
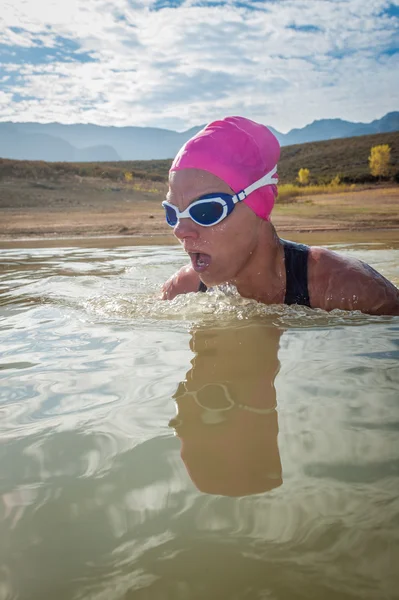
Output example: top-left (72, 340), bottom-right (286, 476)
top-left (0, 0), bottom-right (398, 132)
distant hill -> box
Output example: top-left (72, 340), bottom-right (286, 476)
top-left (278, 130), bottom-right (399, 184)
top-left (279, 112), bottom-right (399, 146)
top-left (0, 123), bottom-right (121, 162)
top-left (1, 130), bottom-right (398, 185)
top-left (0, 112), bottom-right (398, 162)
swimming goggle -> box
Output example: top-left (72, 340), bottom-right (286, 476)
top-left (170, 381), bottom-right (275, 427)
top-left (163, 165), bottom-right (278, 227)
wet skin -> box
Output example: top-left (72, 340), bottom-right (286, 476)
top-left (162, 169), bottom-right (399, 316)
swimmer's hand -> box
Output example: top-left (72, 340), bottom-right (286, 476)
top-left (161, 264), bottom-right (201, 300)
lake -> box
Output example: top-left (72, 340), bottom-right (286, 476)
top-left (1, 232), bottom-right (399, 600)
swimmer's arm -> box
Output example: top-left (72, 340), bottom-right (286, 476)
top-left (161, 263), bottom-right (202, 300)
top-left (309, 248), bottom-right (399, 315)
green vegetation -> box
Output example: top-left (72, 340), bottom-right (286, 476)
top-left (1, 131), bottom-right (398, 190)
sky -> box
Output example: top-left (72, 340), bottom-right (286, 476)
top-left (0, 0), bottom-right (398, 133)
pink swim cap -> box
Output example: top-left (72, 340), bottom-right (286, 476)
top-left (170, 116), bottom-right (280, 221)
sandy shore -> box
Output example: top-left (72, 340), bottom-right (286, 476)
top-left (1, 177), bottom-right (398, 241)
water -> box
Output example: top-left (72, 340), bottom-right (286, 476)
top-left (1, 235), bottom-right (399, 600)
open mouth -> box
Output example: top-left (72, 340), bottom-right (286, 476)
top-left (189, 252), bottom-right (212, 273)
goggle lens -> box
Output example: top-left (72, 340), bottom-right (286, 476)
top-left (164, 204), bottom-right (178, 226)
top-left (189, 201), bottom-right (225, 225)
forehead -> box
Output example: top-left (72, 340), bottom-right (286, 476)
top-left (167, 168), bottom-right (234, 206)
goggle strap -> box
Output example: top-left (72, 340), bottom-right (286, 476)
top-left (233, 165), bottom-right (278, 202)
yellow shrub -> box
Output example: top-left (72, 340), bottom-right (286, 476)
top-left (277, 182), bottom-right (358, 202)
top-left (277, 184), bottom-right (302, 201)
top-left (124, 171), bottom-right (133, 183)
top-left (369, 144), bottom-right (391, 177)
top-left (330, 175), bottom-right (341, 187)
top-left (297, 168), bottom-right (310, 185)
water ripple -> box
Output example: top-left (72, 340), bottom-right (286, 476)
top-left (1, 242), bottom-right (399, 600)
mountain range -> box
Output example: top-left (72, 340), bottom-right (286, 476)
top-left (0, 112), bottom-right (398, 162)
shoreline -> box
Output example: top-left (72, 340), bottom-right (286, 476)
top-left (1, 224), bottom-right (399, 242)
top-left (1, 227), bottom-right (398, 251)
top-left (1, 178), bottom-right (398, 246)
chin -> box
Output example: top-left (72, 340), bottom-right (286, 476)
top-left (202, 271), bottom-right (230, 288)
top-left (199, 257), bottom-right (236, 286)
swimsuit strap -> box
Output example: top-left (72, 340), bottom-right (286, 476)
top-left (198, 239), bottom-right (311, 308)
top-left (281, 239), bottom-right (311, 307)
top-left (198, 280), bottom-right (207, 292)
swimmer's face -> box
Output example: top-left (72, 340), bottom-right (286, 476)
top-left (169, 378), bottom-right (282, 497)
top-left (167, 169), bottom-right (261, 286)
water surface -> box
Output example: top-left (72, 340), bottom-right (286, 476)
top-left (1, 234), bottom-right (399, 599)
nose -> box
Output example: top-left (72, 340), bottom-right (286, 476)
top-left (173, 218), bottom-right (200, 241)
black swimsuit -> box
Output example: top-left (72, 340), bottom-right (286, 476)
top-left (281, 239), bottom-right (311, 307)
top-left (198, 239), bottom-right (311, 308)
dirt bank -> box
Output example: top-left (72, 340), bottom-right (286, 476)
top-left (0, 176), bottom-right (398, 240)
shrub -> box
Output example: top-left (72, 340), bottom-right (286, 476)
top-left (297, 168), bottom-right (310, 185)
top-left (369, 144), bottom-right (391, 178)
top-left (124, 171), bottom-right (133, 182)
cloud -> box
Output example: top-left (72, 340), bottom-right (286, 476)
top-left (0, 36), bottom-right (96, 65)
top-left (0, 0), bottom-right (398, 131)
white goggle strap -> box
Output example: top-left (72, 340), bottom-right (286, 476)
top-left (233, 165), bottom-right (279, 202)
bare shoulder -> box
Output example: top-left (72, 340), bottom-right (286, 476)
top-left (308, 246), bottom-right (399, 315)
top-left (161, 263), bottom-right (201, 300)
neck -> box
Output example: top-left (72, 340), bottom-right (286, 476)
top-left (231, 225), bottom-right (286, 305)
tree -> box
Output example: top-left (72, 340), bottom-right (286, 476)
top-left (369, 144), bottom-right (391, 178)
top-left (124, 171), bottom-right (133, 183)
top-left (297, 168), bottom-right (310, 185)
top-left (330, 174), bottom-right (341, 186)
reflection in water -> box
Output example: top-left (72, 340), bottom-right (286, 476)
top-left (170, 323), bottom-right (282, 496)
top-left (1, 242), bottom-right (399, 600)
